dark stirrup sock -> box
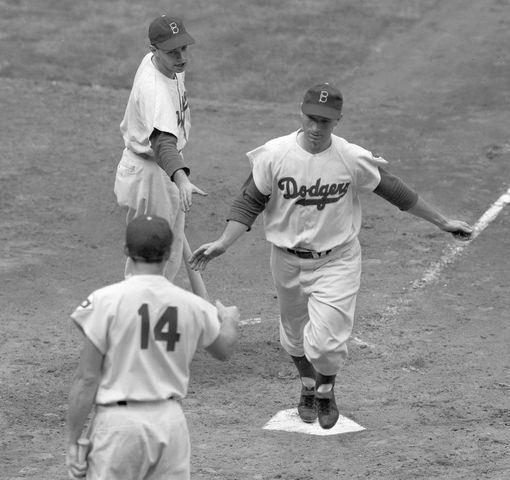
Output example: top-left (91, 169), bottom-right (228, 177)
top-left (290, 355), bottom-right (316, 380)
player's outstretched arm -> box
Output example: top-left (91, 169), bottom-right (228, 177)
top-left (206, 300), bottom-right (239, 361)
top-left (406, 196), bottom-right (473, 239)
top-left (189, 220), bottom-right (248, 271)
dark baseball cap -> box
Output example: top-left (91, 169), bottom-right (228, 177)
top-left (301, 83), bottom-right (343, 120)
top-left (148, 15), bottom-right (195, 51)
top-left (125, 215), bottom-right (173, 263)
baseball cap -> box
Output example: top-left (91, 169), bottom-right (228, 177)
top-left (148, 15), bottom-right (195, 51)
top-left (125, 215), bottom-right (173, 263)
top-left (301, 83), bottom-right (343, 120)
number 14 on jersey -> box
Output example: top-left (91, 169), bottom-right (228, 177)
top-left (138, 304), bottom-right (181, 351)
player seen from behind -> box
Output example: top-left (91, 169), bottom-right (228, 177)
top-left (66, 215), bottom-right (239, 479)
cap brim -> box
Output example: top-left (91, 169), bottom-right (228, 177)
top-left (155, 32), bottom-right (195, 51)
top-left (301, 104), bottom-right (341, 120)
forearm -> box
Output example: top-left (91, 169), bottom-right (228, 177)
top-left (206, 302), bottom-right (239, 361)
top-left (172, 168), bottom-right (191, 188)
top-left (218, 220), bottom-right (249, 249)
top-left (66, 378), bottom-right (99, 445)
top-left (406, 196), bottom-right (448, 229)
top-left (215, 316), bottom-right (238, 360)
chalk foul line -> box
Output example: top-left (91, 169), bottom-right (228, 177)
top-left (411, 186), bottom-right (510, 289)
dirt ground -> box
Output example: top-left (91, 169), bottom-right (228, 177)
top-left (1, 1), bottom-right (509, 479)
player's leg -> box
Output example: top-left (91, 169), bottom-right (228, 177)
top-left (270, 246), bottom-right (317, 422)
top-left (162, 206), bottom-right (184, 282)
top-left (303, 239), bottom-right (362, 428)
top-left (123, 201), bottom-right (147, 278)
top-left (290, 354), bottom-right (317, 422)
top-left (114, 150), bottom-right (149, 278)
top-left (86, 406), bottom-right (155, 480)
top-left (143, 168), bottom-right (184, 281)
top-left (304, 300), bottom-right (348, 429)
top-left (146, 401), bottom-right (190, 480)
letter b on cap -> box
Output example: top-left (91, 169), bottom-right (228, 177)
top-left (169, 21), bottom-right (180, 34)
top-left (319, 90), bottom-right (329, 103)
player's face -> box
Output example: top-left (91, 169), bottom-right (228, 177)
top-left (152, 45), bottom-right (189, 78)
top-left (301, 114), bottom-right (340, 153)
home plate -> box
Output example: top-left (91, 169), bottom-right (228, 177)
top-left (263, 408), bottom-right (365, 436)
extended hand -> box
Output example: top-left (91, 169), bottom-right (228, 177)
top-left (173, 170), bottom-right (207, 212)
top-left (189, 241), bottom-right (226, 271)
top-left (216, 300), bottom-right (240, 324)
top-left (178, 180), bottom-right (207, 213)
top-left (441, 219), bottom-right (473, 240)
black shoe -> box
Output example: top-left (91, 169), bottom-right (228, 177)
top-left (315, 387), bottom-right (339, 429)
top-left (297, 385), bottom-right (317, 423)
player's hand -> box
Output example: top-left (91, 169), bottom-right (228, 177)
top-left (216, 300), bottom-right (240, 324)
top-left (66, 443), bottom-right (87, 479)
top-left (173, 170), bottom-right (208, 212)
top-left (189, 241), bottom-right (226, 271)
top-left (178, 181), bottom-right (207, 212)
top-left (441, 219), bottom-right (473, 240)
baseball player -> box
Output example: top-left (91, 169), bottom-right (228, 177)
top-left (114, 14), bottom-right (207, 282)
top-left (189, 83), bottom-right (473, 429)
top-left (66, 215), bottom-right (239, 480)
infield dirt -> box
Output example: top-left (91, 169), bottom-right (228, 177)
top-left (1, 1), bottom-right (509, 479)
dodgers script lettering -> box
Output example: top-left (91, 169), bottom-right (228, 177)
top-left (277, 177), bottom-right (350, 210)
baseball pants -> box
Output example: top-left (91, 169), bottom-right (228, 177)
top-left (270, 239), bottom-right (361, 376)
top-left (114, 148), bottom-right (184, 281)
top-left (87, 400), bottom-right (190, 480)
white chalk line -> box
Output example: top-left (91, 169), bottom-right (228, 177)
top-left (411, 186), bottom-right (510, 289)
top-left (239, 317), bottom-right (262, 326)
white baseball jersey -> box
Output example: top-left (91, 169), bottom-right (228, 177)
top-left (248, 130), bottom-right (387, 252)
top-left (120, 53), bottom-right (191, 155)
top-left (71, 275), bottom-right (220, 404)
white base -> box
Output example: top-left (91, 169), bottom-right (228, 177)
top-left (263, 408), bottom-right (365, 436)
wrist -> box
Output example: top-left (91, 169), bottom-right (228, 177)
top-left (172, 169), bottom-right (189, 185)
top-left (434, 216), bottom-right (448, 230)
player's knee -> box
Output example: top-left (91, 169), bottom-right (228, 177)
top-left (305, 341), bottom-right (348, 375)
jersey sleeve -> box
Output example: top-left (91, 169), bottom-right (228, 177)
top-left (373, 167), bottom-right (419, 210)
top-left (70, 291), bottom-right (109, 355)
top-left (344, 143), bottom-right (388, 193)
top-left (246, 145), bottom-right (274, 196)
top-left (151, 130), bottom-right (189, 178)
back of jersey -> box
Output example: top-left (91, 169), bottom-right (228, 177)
top-left (71, 274), bottom-right (220, 404)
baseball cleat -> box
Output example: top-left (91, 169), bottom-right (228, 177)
top-left (297, 385), bottom-right (317, 423)
top-left (315, 387), bottom-right (339, 429)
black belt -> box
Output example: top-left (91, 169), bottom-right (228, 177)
top-left (286, 248), bottom-right (332, 259)
top-left (102, 397), bottom-right (175, 407)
